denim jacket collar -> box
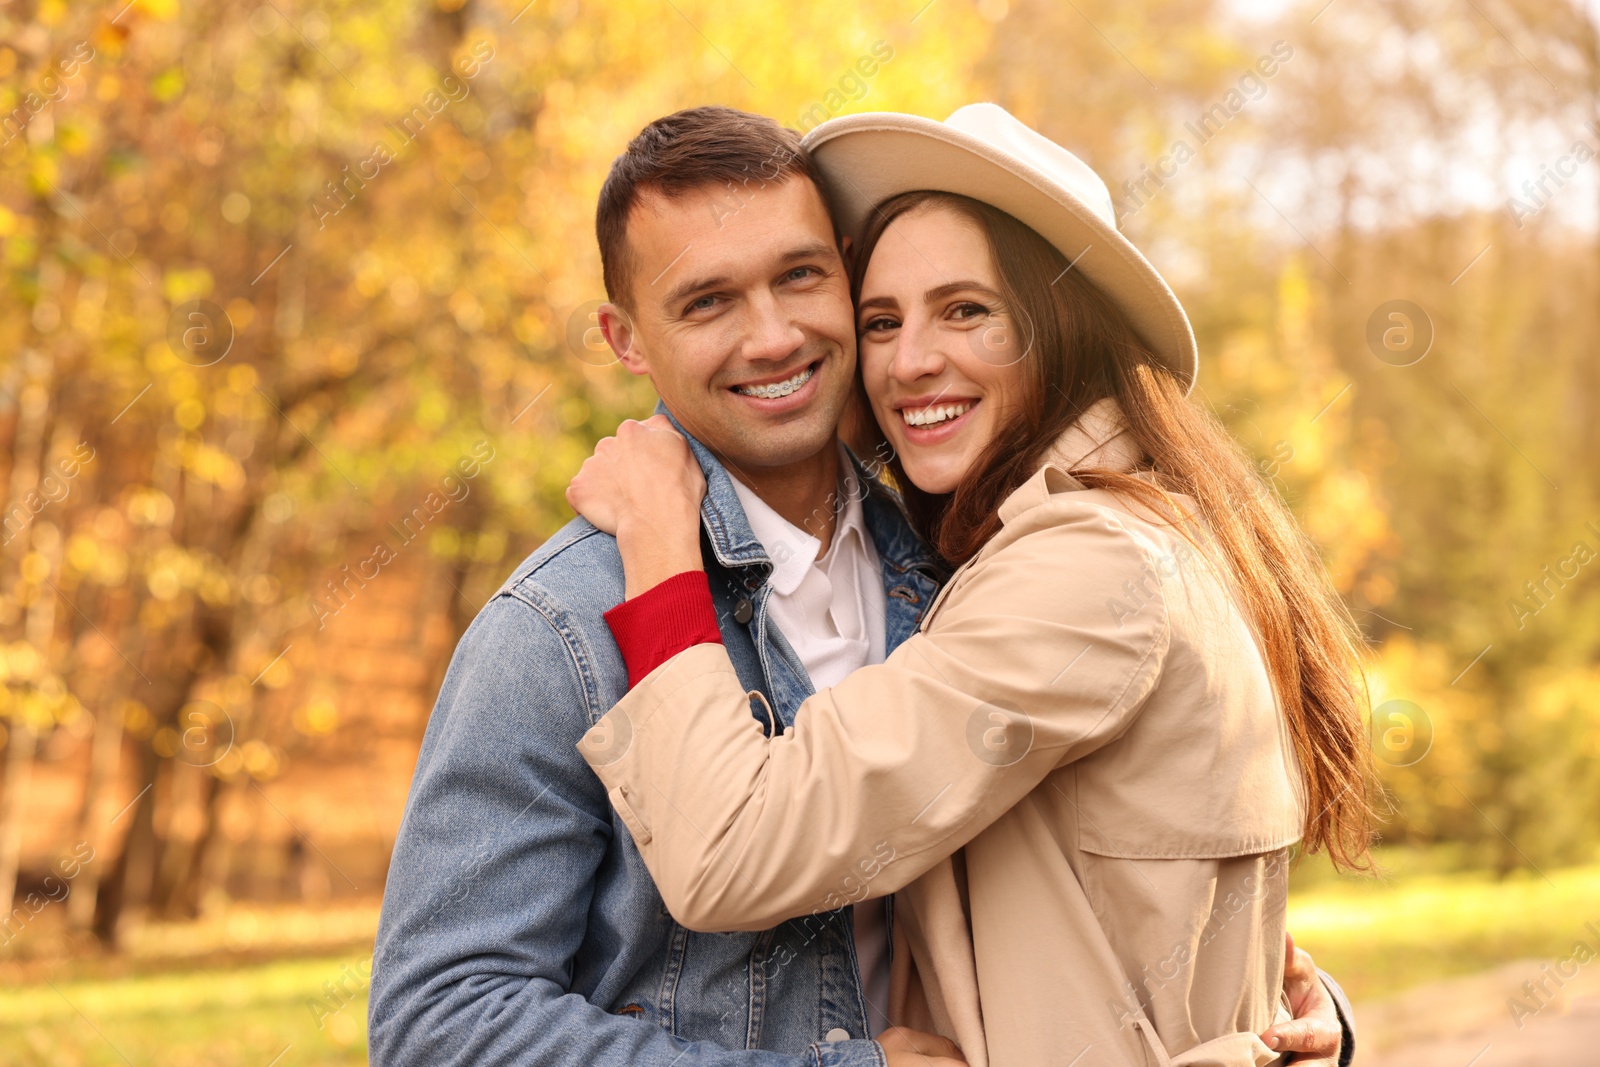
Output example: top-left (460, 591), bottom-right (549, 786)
top-left (854, 454), bottom-right (941, 581)
top-left (657, 403), bottom-right (771, 574)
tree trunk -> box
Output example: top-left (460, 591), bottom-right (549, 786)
top-left (0, 350), bottom-right (54, 918)
top-left (92, 739), bottom-right (162, 947)
top-left (0, 724), bottom-right (39, 919)
top-left (151, 766), bottom-right (225, 919)
top-left (67, 680), bottom-right (129, 930)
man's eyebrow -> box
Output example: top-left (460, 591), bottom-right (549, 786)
top-left (661, 273), bottom-right (732, 310)
top-left (776, 241), bottom-right (838, 265)
top-left (659, 242), bottom-right (839, 311)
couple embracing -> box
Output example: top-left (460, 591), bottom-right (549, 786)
top-left (369, 102), bottom-right (1375, 1067)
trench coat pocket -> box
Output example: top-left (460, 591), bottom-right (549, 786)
top-left (607, 785), bottom-right (652, 846)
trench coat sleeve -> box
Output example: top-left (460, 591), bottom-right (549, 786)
top-left (1320, 969), bottom-right (1357, 1066)
top-left (577, 502), bottom-right (1171, 932)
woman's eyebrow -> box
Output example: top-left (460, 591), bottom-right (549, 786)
top-left (855, 294), bottom-right (899, 314)
top-left (856, 282), bottom-right (998, 318)
top-left (923, 280), bottom-right (1001, 302)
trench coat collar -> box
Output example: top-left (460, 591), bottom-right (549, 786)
top-left (997, 397), bottom-right (1143, 527)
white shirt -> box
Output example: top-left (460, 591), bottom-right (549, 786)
top-left (728, 448), bottom-right (892, 1038)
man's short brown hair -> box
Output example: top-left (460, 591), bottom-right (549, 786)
top-left (596, 106), bottom-right (825, 309)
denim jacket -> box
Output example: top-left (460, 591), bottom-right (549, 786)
top-left (368, 410), bottom-right (942, 1067)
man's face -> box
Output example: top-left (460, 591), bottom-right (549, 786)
top-left (599, 177), bottom-right (856, 476)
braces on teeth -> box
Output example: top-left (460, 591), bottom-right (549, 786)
top-left (736, 365), bottom-right (814, 399)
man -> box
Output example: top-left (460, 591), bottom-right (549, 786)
top-left (368, 105), bottom-right (1351, 1066)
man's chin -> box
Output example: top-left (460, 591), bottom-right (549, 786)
top-left (709, 406), bottom-right (843, 473)
top-left (726, 426), bottom-right (840, 472)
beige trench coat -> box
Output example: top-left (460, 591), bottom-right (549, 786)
top-left (579, 400), bottom-right (1305, 1067)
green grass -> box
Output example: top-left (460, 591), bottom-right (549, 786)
top-left (1287, 854), bottom-right (1600, 1001)
top-left (5, 857), bottom-right (1599, 1064)
top-left (0, 953), bottom-right (370, 1067)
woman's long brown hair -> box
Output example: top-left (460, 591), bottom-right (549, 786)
top-left (850, 191), bottom-right (1377, 870)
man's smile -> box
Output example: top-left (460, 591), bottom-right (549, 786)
top-left (731, 361), bottom-right (818, 399)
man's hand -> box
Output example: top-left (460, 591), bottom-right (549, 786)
top-left (1260, 933), bottom-right (1344, 1065)
top-left (878, 1026), bottom-right (967, 1067)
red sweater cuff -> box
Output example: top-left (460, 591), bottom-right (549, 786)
top-left (603, 570), bottom-right (724, 688)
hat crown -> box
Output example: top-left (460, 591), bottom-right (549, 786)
top-left (943, 103), bottom-right (1117, 229)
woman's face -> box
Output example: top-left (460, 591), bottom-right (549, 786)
top-left (856, 203), bottom-right (1030, 495)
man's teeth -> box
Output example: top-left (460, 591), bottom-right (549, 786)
top-left (735, 365), bottom-right (814, 399)
top-left (901, 401), bottom-right (973, 428)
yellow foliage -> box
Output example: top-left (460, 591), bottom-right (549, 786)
top-left (19, 551), bottom-right (51, 584)
top-left (294, 699), bottom-right (339, 736)
top-left (161, 266), bottom-right (214, 303)
top-left (174, 396), bottom-right (206, 429)
top-left (133, 0), bottom-right (179, 18)
top-left (242, 739), bottom-right (280, 780)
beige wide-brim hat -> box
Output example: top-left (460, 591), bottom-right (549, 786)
top-left (800, 103), bottom-right (1198, 392)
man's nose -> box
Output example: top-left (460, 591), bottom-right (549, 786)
top-left (743, 291), bottom-right (805, 362)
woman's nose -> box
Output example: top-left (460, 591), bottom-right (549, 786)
top-left (888, 319), bottom-right (946, 383)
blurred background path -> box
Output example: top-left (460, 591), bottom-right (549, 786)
top-left (1359, 966), bottom-right (1600, 1067)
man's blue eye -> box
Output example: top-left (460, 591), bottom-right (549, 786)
top-left (688, 296), bottom-right (716, 312)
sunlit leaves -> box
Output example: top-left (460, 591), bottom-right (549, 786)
top-left (150, 66), bottom-right (184, 102)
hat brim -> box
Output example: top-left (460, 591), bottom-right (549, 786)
top-left (800, 112), bottom-right (1197, 392)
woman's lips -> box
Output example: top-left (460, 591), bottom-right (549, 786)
top-left (895, 398), bottom-right (980, 444)
top-left (898, 399), bottom-right (974, 428)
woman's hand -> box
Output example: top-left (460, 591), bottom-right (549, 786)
top-left (877, 1026), bottom-right (967, 1067)
top-left (566, 415), bottom-right (707, 598)
top-left (1259, 933), bottom-right (1344, 1065)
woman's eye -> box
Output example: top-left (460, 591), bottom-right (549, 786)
top-left (861, 316), bottom-right (898, 333)
top-left (951, 302), bottom-right (989, 320)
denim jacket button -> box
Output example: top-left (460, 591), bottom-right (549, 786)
top-left (824, 1027), bottom-right (851, 1043)
top-left (733, 598), bottom-right (753, 624)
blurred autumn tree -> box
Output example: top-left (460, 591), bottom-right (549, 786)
top-left (991, 0), bottom-right (1600, 871)
top-left (0, 0), bottom-right (990, 947)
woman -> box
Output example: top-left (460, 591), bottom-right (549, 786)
top-left (567, 105), bottom-right (1374, 1067)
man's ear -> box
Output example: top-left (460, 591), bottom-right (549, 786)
top-left (597, 302), bottom-right (649, 376)
top-left (839, 234), bottom-right (855, 273)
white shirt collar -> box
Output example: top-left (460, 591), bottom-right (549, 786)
top-left (728, 445), bottom-right (871, 597)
